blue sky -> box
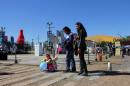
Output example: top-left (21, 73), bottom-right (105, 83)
top-left (0, 0), bottom-right (130, 42)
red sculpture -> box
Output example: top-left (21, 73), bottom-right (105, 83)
top-left (17, 29), bottom-right (24, 45)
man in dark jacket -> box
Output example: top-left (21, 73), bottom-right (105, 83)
top-left (63, 26), bottom-right (76, 72)
top-left (75, 22), bottom-right (88, 76)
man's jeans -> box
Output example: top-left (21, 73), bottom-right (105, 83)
top-left (66, 50), bottom-right (76, 71)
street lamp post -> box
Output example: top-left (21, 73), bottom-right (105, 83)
top-left (47, 22), bottom-right (53, 54)
top-left (12, 44), bottom-right (18, 64)
top-left (14, 51), bottom-right (18, 64)
top-left (88, 49), bottom-right (90, 64)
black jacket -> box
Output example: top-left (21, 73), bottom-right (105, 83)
top-left (77, 28), bottom-right (87, 50)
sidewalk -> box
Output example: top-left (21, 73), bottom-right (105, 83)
top-left (0, 54), bottom-right (127, 70)
top-left (0, 54), bottom-right (130, 86)
top-left (73, 55), bottom-right (130, 86)
top-left (0, 54), bottom-right (124, 69)
top-left (0, 54), bottom-right (95, 65)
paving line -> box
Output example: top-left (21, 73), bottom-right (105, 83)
top-left (0, 66), bottom-right (34, 80)
top-left (0, 72), bottom-right (45, 86)
top-left (0, 68), bottom-right (39, 81)
top-left (0, 66), bottom-right (33, 73)
top-left (39, 73), bottom-right (75, 86)
top-left (11, 72), bottom-right (63, 86)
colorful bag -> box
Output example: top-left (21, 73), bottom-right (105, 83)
top-left (47, 60), bottom-right (57, 72)
top-left (39, 62), bottom-right (47, 72)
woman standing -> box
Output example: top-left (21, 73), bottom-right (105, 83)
top-left (75, 22), bottom-right (88, 76)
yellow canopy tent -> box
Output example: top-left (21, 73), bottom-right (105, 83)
top-left (86, 35), bottom-right (119, 42)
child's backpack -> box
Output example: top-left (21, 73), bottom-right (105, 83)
top-left (47, 60), bottom-right (57, 72)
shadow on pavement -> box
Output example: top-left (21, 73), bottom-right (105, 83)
top-left (0, 72), bottom-right (15, 75)
top-left (88, 70), bottom-right (130, 76)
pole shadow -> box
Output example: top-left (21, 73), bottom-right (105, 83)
top-left (88, 70), bottom-right (130, 76)
top-left (0, 72), bottom-right (15, 75)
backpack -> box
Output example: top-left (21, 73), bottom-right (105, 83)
top-left (47, 60), bottom-right (57, 72)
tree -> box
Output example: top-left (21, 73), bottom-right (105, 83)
top-left (114, 35), bottom-right (130, 45)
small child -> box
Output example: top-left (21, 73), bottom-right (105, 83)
top-left (43, 54), bottom-right (57, 72)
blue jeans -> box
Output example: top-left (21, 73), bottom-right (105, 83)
top-left (66, 50), bottom-right (76, 71)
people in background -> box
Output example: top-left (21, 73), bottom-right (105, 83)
top-left (96, 45), bottom-right (103, 61)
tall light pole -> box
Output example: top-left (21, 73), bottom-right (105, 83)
top-left (47, 22), bottom-right (53, 32)
top-left (47, 22), bottom-right (52, 44)
top-left (32, 38), bottom-right (34, 50)
top-left (46, 22), bottom-right (54, 54)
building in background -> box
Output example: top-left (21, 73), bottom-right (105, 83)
top-left (56, 30), bottom-right (65, 44)
top-left (0, 27), bottom-right (8, 60)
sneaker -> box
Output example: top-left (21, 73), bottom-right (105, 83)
top-left (78, 72), bottom-right (83, 75)
top-left (80, 72), bottom-right (88, 76)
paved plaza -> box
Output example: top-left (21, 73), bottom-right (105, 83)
top-left (0, 54), bottom-right (130, 86)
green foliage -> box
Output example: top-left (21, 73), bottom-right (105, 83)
top-left (96, 41), bottom-right (112, 47)
top-left (113, 35), bottom-right (130, 45)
